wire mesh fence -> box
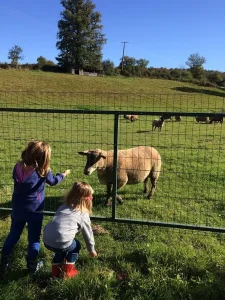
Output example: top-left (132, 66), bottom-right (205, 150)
top-left (0, 90), bottom-right (225, 111)
top-left (0, 91), bottom-right (225, 232)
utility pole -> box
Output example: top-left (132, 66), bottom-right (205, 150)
top-left (121, 41), bottom-right (128, 71)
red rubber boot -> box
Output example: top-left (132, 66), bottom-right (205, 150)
top-left (51, 263), bottom-right (63, 278)
top-left (62, 262), bottom-right (79, 279)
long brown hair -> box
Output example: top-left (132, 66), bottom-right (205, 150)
top-left (65, 182), bottom-right (94, 214)
top-left (21, 140), bottom-right (51, 177)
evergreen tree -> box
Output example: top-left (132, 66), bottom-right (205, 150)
top-left (56, 0), bottom-right (106, 71)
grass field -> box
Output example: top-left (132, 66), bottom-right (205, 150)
top-left (1, 70), bottom-right (225, 299)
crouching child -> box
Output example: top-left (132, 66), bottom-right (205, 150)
top-left (43, 181), bottom-right (97, 279)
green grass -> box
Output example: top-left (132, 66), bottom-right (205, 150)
top-left (1, 70), bottom-right (225, 299)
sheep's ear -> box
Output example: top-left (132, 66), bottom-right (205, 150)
top-left (78, 151), bottom-right (89, 156)
top-left (100, 153), bottom-right (106, 159)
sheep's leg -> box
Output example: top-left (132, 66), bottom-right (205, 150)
top-left (115, 181), bottom-right (127, 204)
top-left (147, 177), bottom-right (157, 200)
top-left (106, 183), bottom-right (112, 206)
top-left (147, 170), bottom-right (160, 200)
top-left (113, 179), bottom-right (128, 204)
top-left (106, 181), bottom-right (126, 205)
top-left (143, 177), bottom-right (149, 194)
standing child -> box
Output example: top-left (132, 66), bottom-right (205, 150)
top-left (43, 181), bottom-right (97, 279)
top-left (0, 140), bottom-right (70, 276)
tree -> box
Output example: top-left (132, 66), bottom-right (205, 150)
top-left (8, 45), bottom-right (24, 66)
top-left (207, 71), bottom-right (223, 87)
top-left (185, 53), bottom-right (206, 68)
top-left (37, 56), bottom-right (55, 69)
top-left (46, 60), bottom-right (55, 66)
top-left (118, 56), bottom-right (150, 77)
top-left (186, 53), bottom-right (206, 80)
top-left (119, 56), bottom-right (136, 68)
top-left (37, 56), bottom-right (47, 69)
top-left (136, 59), bottom-right (149, 68)
top-left (102, 59), bottom-right (115, 75)
top-left (56, 0), bottom-right (106, 71)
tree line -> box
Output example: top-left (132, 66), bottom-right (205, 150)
top-left (1, 0), bottom-right (225, 88)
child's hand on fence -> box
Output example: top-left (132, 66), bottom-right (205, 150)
top-left (62, 169), bottom-right (71, 177)
top-left (89, 251), bottom-right (98, 258)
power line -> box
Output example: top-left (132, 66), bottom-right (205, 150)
top-left (121, 42), bottom-right (128, 71)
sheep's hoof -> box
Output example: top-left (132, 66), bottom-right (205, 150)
top-left (106, 200), bottom-right (112, 207)
top-left (116, 196), bottom-right (123, 205)
top-left (117, 200), bottom-right (124, 205)
top-left (147, 195), bottom-right (152, 200)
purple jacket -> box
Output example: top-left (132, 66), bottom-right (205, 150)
top-left (12, 163), bottom-right (65, 215)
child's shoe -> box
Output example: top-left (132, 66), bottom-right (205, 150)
top-left (62, 261), bottom-right (78, 279)
top-left (0, 255), bottom-right (10, 279)
top-left (51, 263), bottom-right (63, 278)
top-left (27, 259), bottom-right (44, 275)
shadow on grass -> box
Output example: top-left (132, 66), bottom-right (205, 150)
top-left (212, 201), bottom-right (225, 220)
top-left (0, 196), bottom-right (65, 218)
top-left (172, 86), bottom-right (225, 98)
top-left (44, 196), bottom-right (64, 212)
top-left (93, 192), bottom-right (108, 207)
top-left (136, 130), bottom-right (151, 133)
top-left (0, 201), bottom-right (12, 220)
top-left (2, 268), bottom-right (29, 283)
top-left (93, 190), bottom-right (133, 207)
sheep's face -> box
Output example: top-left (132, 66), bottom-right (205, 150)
top-left (78, 150), bottom-right (106, 175)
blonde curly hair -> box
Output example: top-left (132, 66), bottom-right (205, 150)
top-left (65, 182), bottom-right (94, 214)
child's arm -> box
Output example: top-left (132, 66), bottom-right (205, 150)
top-left (81, 214), bottom-right (97, 256)
top-left (46, 169), bottom-right (70, 186)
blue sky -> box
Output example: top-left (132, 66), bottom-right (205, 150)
top-left (0, 0), bottom-right (224, 71)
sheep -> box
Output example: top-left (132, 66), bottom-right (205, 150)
top-left (78, 146), bottom-right (162, 205)
top-left (175, 116), bottom-right (182, 122)
top-left (161, 113), bottom-right (172, 121)
top-left (123, 115), bottom-right (138, 122)
top-left (195, 116), bottom-right (209, 123)
top-left (209, 116), bottom-right (223, 124)
top-left (152, 117), bottom-right (165, 131)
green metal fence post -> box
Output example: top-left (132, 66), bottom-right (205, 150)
top-left (112, 113), bottom-right (119, 219)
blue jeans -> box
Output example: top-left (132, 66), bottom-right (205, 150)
top-left (2, 212), bottom-right (43, 261)
top-left (44, 239), bottom-right (81, 263)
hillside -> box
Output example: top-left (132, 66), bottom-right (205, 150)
top-left (0, 69), bottom-right (224, 96)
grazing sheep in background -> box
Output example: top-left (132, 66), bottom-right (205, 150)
top-left (78, 146), bottom-right (162, 205)
top-left (161, 113), bottom-right (172, 121)
top-left (152, 117), bottom-right (165, 131)
top-left (209, 116), bottom-right (223, 124)
top-left (195, 116), bottom-right (209, 123)
top-left (175, 116), bottom-right (182, 122)
top-left (123, 115), bottom-right (138, 122)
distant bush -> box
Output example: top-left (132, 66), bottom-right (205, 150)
top-left (0, 62), bottom-right (9, 69)
top-left (20, 64), bottom-right (39, 70)
top-left (42, 65), bottom-right (66, 73)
